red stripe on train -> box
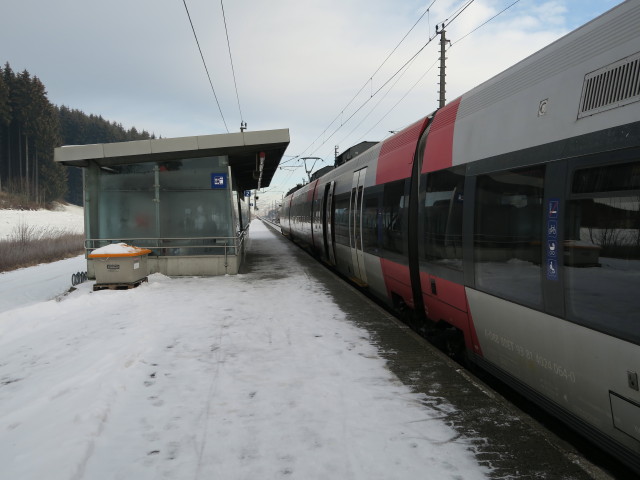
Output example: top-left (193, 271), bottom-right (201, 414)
top-left (422, 97), bottom-right (461, 174)
top-left (376, 117), bottom-right (430, 185)
top-left (420, 271), bottom-right (482, 355)
top-left (380, 258), bottom-right (414, 309)
top-left (380, 257), bottom-right (483, 355)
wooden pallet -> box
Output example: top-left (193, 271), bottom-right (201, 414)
top-left (93, 277), bottom-right (148, 291)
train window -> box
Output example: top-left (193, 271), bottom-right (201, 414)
top-left (362, 189), bottom-right (382, 255)
top-left (565, 160), bottom-right (640, 344)
top-left (474, 166), bottom-right (545, 308)
top-left (572, 161), bottom-right (640, 194)
top-left (333, 193), bottom-right (350, 246)
top-left (420, 166), bottom-right (465, 270)
top-left (381, 180), bottom-right (408, 256)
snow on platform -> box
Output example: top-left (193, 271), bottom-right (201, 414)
top-left (0, 220), bottom-right (488, 480)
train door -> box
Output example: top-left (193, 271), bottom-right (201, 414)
top-left (281, 195), bottom-right (292, 236)
top-left (309, 180), bottom-right (317, 249)
top-left (350, 168), bottom-right (368, 284)
top-left (322, 181), bottom-right (336, 265)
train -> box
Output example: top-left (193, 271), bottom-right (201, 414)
top-left (279, 1), bottom-right (640, 474)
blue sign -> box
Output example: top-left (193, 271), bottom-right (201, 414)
top-left (211, 173), bottom-right (228, 189)
top-left (547, 259), bottom-right (558, 281)
top-left (546, 198), bottom-right (560, 281)
top-left (244, 190), bottom-right (251, 197)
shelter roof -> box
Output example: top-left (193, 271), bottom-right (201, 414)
top-left (54, 129), bottom-right (290, 192)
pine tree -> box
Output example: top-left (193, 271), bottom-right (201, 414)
top-left (3, 63), bottom-right (16, 188)
top-left (39, 159), bottom-right (67, 204)
top-left (32, 91), bottom-right (61, 203)
top-left (0, 72), bottom-right (12, 191)
top-left (1, 61), bottom-right (158, 205)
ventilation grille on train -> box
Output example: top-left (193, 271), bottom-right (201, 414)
top-left (578, 52), bottom-right (640, 118)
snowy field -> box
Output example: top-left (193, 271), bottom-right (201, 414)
top-left (0, 203), bottom-right (84, 240)
top-left (0, 204), bottom-right (86, 312)
top-left (0, 219), bottom-right (488, 480)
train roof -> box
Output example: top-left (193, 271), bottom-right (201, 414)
top-left (456, 0), bottom-right (638, 122)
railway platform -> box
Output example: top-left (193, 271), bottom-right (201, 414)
top-left (255, 220), bottom-right (619, 480)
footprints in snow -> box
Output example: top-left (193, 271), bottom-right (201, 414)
top-left (141, 354), bottom-right (182, 464)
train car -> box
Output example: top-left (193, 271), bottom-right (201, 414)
top-left (280, 1), bottom-right (640, 473)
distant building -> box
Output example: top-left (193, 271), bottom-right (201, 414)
top-left (54, 129), bottom-right (289, 277)
top-left (334, 141), bottom-right (377, 167)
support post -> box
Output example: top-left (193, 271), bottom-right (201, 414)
top-left (437, 23), bottom-right (448, 109)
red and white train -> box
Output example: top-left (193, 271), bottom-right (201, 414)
top-left (280, 1), bottom-right (640, 473)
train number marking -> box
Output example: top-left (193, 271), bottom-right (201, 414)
top-left (484, 329), bottom-right (576, 383)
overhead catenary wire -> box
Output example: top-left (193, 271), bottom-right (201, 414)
top-left (303, 1), bottom-right (476, 160)
top-left (452, 0), bottom-right (521, 45)
top-left (281, 0), bottom-right (522, 182)
top-left (291, 0), bottom-right (439, 163)
top-left (306, 31), bottom-right (440, 159)
top-left (182, 0), bottom-right (229, 133)
top-left (444, 0), bottom-right (476, 28)
top-left (329, 0), bottom-right (522, 158)
top-left (354, 57), bottom-right (440, 147)
top-left (319, 0), bottom-right (533, 159)
top-left (335, 46), bottom-right (428, 150)
top-left (220, 0), bottom-right (245, 129)
top-left (325, 55), bottom-right (439, 162)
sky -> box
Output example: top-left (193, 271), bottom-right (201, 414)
top-left (0, 216), bottom-right (491, 480)
top-left (0, 0), bottom-right (624, 206)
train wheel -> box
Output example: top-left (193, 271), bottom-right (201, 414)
top-left (391, 294), bottom-right (428, 334)
top-left (443, 327), bottom-right (465, 362)
top-left (427, 324), bottom-right (465, 362)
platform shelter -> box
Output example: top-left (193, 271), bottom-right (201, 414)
top-left (54, 129), bottom-right (289, 277)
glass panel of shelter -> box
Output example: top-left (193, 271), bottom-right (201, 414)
top-left (88, 156), bottom-right (233, 256)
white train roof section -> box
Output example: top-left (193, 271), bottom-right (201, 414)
top-left (451, 0), bottom-right (640, 166)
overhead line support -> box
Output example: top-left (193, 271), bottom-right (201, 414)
top-left (436, 23), bottom-right (450, 109)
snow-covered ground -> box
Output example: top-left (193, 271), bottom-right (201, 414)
top-left (0, 219), bottom-right (489, 480)
top-left (0, 204), bottom-right (86, 312)
top-left (0, 255), bottom-right (86, 314)
top-left (0, 203), bottom-right (84, 240)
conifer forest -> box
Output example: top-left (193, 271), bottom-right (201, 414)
top-left (0, 62), bottom-right (155, 206)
